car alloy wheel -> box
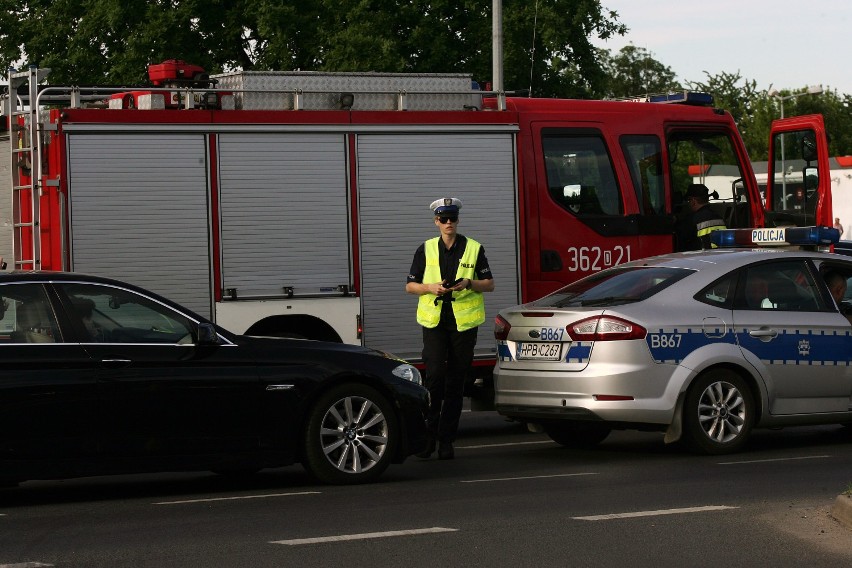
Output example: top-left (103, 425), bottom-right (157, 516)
top-left (683, 370), bottom-right (754, 454)
top-left (303, 384), bottom-right (396, 484)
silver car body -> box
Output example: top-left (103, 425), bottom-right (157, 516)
top-left (494, 247), bottom-right (852, 451)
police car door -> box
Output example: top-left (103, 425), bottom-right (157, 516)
top-left (732, 259), bottom-right (852, 415)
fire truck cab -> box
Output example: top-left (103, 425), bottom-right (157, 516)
top-left (0, 64), bottom-right (833, 402)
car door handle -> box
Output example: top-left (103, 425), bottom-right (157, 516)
top-left (101, 359), bottom-right (132, 369)
top-left (748, 327), bottom-right (778, 341)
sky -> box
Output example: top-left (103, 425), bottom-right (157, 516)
top-left (592, 0), bottom-right (852, 96)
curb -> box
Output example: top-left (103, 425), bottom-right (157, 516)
top-left (830, 494), bottom-right (852, 529)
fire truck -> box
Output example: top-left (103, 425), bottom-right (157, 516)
top-left (0, 61), bottom-right (833, 401)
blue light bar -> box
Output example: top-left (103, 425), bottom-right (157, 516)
top-left (711, 226), bottom-right (840, 248)
top-left (647, 92), bottom-right (714, 106)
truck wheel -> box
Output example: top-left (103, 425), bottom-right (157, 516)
top-left (682, 370), bottom-right (754, 455)
top-left (545, 421), bottom-right (611, 448)
top-left (302, 384), bottom-right (397, 484)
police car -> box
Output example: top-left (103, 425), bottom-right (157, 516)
top-left (493, 227), bottom-right (852, 454)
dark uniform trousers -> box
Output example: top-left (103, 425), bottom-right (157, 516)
top-left (421, 317), bottom-right (478, 444)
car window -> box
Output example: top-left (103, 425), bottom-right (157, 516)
top-left (0, 283), bottom-right (62, 344)
top-left (696, 274), bottom-right (737, 308)
top-left (542, 131), bottom-right (623, 217)
top-left (532, 266), bottom-right (692, 308)
top-left (621, 135), bottom-right (665, 216)
top-left (735, 260), bottom-right (826, 312)
top-left (57, 283), bottom-right (195, 344)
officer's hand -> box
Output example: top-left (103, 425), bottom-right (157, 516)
top-left (431, 282), bottom-right (448, 295)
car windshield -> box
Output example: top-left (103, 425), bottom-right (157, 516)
top-left (531, 266), bottom-right (693, 308)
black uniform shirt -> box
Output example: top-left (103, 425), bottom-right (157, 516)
top-left (407, 235), bottom-right (493, 320)
top-left (675, 205), bottom-right (726, 251)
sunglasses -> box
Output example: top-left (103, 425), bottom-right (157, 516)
top-left (437, 216), bottom-right (458, 224)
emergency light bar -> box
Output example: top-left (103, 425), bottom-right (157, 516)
top-left (625, 91), bottom-right (714, 106)
top-left (649, 92), bottom-right (714, 105)
top-left (711, 226), bottom-right (840, 248)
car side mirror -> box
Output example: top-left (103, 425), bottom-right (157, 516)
top-left (196, 322), bottom-right (221, 345)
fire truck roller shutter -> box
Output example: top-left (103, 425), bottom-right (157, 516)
top-left (217, 133), bottom-right (349, 298)
top-left (357, 131), bottom-right (520, 361)
top-left (66, 133), bottom-right (213, 317)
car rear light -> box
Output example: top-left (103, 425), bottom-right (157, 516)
top-left (494, 314), bottom-right (511, 340)
top-left (567, 315), bottom-right (646, 341)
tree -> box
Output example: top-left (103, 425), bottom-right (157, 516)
top-left (598, 45), bottom-right (681, 99)
top-left (686, 70), bottom-right (852, 161)
top-left (0, 0), bottom-right (627, 98)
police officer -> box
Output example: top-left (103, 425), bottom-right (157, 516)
top-left (406, 197), bottom-right (494, 460)
top-left (675, 183), bottom-right (727, 251)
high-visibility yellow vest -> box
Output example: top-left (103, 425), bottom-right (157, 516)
top-left (416, 237), bottom-right (485, 331)
top-left (696, 218), bottom-right (726, 249)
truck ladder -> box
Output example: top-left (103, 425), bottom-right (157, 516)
top-left (7, 65), bottom-right (49, 270)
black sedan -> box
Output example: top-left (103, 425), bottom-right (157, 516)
top-left (0, 272), bottom-right (428, 485)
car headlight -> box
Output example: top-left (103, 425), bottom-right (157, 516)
top-left (392, 364), bottom-right (422, 386)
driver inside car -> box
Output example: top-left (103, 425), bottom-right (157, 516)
top-left (72, 297), bottom-right (105, 341)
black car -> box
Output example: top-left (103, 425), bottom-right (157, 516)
top-left (0, 272), bottom-right (428, 485)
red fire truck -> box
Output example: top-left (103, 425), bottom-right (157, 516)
top-left (0, 62), bottom-right (833, 401)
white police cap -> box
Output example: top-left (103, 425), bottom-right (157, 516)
top-left (430, 197), bottom-right (462, 215)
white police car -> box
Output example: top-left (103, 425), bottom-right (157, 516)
top-left (494, 227), bottom-right (852, 454)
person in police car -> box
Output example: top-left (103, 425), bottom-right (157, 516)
top-left (675, 183), bottom-right (727, 251)
top-left (406, 197), bottom-right (494, 460)
top-left (823, 271), bottom-right (852, 325)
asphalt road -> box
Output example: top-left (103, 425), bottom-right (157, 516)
top-left (2, 412), bottom-right (851, 567)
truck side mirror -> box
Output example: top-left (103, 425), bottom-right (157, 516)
top-left (801, 135), bottom-right (817, 162)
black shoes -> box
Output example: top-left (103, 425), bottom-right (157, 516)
top-left (416, 438), bottom-right (436, 459)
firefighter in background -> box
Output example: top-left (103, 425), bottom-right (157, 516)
top-left (675, 183), bottom-right (727, 251)
top-left (406, 198), bottom-right (494, 460)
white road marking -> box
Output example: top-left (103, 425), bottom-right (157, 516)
top-left (717, 455), bottom-right (831, 465)
top-left (270, 527), bottom-right (458, 545)
top-left (152, 491), bottom-right (320, 505)
top-left (461, 472), bottom-right (598, 483)
top-left (573, 505), bottom-right (737, 521)
top-left (0, 563), bottom-right (54, 567)
top-left (458, 440), bottom-right (554, 450)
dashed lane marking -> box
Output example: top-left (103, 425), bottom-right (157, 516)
top-left (0, 563), bottom-right (54, 567)
top-left (270, 527), bottom-right (458, 545)
top-left (717, 455), bottom-right (831, 465)
top-left (461, 472), bottom-right (598, 483)
top-left (153, 491), bottom-right (320, 505)
top-left (457, 440), bottom-right (554, 450)
top-left (573, 505), bottom-right (738, 521)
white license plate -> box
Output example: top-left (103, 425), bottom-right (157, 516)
top-left (516, 342), bottom-right (562, 361)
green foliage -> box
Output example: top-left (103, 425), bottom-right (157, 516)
top-left (2, 1), bottom-right (848, 159)
top-left (687, 71), bottom-right (852, 160)
top-left (0, 0), bottom-right (627, 98)
top-left (599, 45), bottom-right (681, 99)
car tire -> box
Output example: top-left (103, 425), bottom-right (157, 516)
top-left (302, 383), bottom-right (397, 485)
top-left (544, 421), bottom-right (611, 448)
top-left (682, 370), bottom-right (755, 455)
